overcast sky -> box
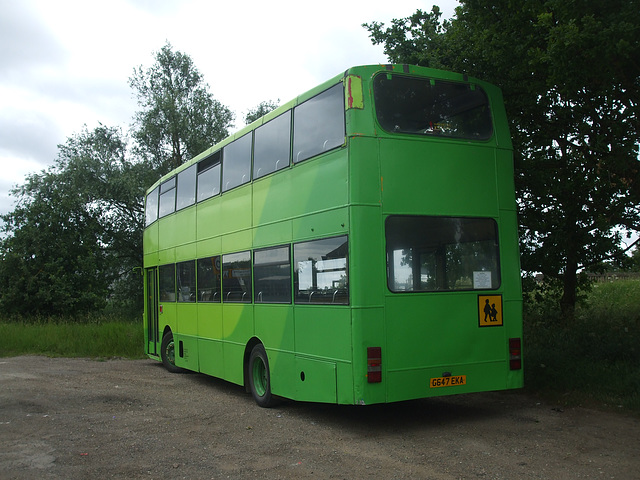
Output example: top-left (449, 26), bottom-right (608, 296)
top-left (0, 0), bottom-right (459, 219)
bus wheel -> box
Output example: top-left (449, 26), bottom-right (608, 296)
top-left (160, 331), bottom-right (183, 373)
top-left (248, 344), bottom-right (277, 408)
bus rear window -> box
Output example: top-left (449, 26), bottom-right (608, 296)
top-left (386, 216), bottom-right (500, 292)
top-left (373, 74), bottom-right (493, 140)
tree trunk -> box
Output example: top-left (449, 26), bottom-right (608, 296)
top-left (560, 253), bottom-right (578, 321)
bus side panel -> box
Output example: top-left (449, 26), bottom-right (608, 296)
top-left (253, 169), bottom-right (295, 226)
top-left (293, 356), bottom-right (337, 403)
top-left (218, 187), bottom-right (252, 240)
top-left (197, 303), bottom-right (224, 378)
top-left (158, 302), bottom-right (177, 357)
top-left (293, 307), bottom-right (351, 402)
top-left (158, 207), bottom-right (196, 251)
top-left (289, 153), bottom-right (349, 223)
top-left (253, 151), bottom-right (348, 229)
top-left (222, 304), bottom-right (254, 386)
top-left (252, 220), bottom-right (293, 248)
top-left (294, 307), bottom-right (351, 361)
top-left (255, 305), bottom-right (294, 354)
top-left (335, 361), bottom-right (355, 404)
top-left (351, 307), bottom-right (386, 405)
top-left (196, 198), bottom-right (223, 241)
top-left (255, 305), bottom-right (296, 399)
top-left (379, 140), bottom-right (500, 217)
top-left (143, 222), bottom-right (159, 268)
top-left (348, 136), bottom-right (381, 207)
top-left (175, 303), bottom-right (199, 371)
top-left (292, 208), bottom-right (348, 241)
top-left (198, 338), bottom-right (224, 378)
top-left (174, 333), bottom-right (199, 371)
top-left (349, 206), bottom-right (385, 308)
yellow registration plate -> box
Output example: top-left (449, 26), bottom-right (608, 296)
top-left (430, 375), bottom-right (467, 388)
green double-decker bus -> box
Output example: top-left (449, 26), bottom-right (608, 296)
top-left (143, 64), bottom-right (523, 407)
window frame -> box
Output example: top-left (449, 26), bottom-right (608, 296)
top-left (196, 151), bottom-right (222, 202)
top-left (385, 215), bottom-right (501, 293)
top-left (293, 83), bottom-right (346, 164)
top-left (253, 245), bottom-right (292, 304)
top-left (176, 164), bottom-right (197, 211)
top-left (158, 263), bottom-right (176, 302)
top-left (222, 251), bottom-right (252, 303)
top-left (293, 235), bottom-right (349, 305)
top-left (197, 256), bottom-right (221, 303)
top-left (373, 73), bottom-right (494, 141)
top-left (158, 177), bottom-right (177, 218)
top-left (253, 111), bottom-right (292, 180)
top-left (176, 260), bottom-right (196, 303)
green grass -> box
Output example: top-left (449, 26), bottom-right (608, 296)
top-left (524, 280), bottom-right (640, 413)
top-left (0, 315), bottom-right (145, 359)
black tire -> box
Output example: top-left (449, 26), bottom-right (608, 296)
top-left (248, 344), bottom-right (278, 408)
top-left (160, 331), bottom-right (184, 373)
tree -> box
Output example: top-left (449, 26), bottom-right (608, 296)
top-left (244, 99), bottom-right (280, 125)
top-left (129, 42), bottom-right (234, 174)
top-left (1, 44), bottom-right (238, 318)
top-left (0, 126), bottom-right (137, 316)
top-left (365, 0), bottom-right (640, 319)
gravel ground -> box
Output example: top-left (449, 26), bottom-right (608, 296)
top-left (1, 355), bottom-right (639, 479)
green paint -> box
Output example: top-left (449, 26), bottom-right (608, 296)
top-left (143, 65), bottom-right (523, 405)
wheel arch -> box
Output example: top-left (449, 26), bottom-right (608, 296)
top-left (243, 336), bottom-right (264, 393)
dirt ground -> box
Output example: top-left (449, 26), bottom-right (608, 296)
top-left (1, 356), bottom-right (639, 480)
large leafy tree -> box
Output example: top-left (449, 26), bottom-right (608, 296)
top-left (0, 126), bottom-right (139, 316)
top-left (1, 45), bottom-right (235, 317)
top-left (365, 1), bottom-right (640, 318)
top-left (129, 42), bottom-right (234, 174)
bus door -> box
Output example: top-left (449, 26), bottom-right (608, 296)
top-left (146, 267), bottom-right (159, 356)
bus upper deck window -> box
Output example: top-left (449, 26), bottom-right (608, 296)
top-left (373, 74), bottom-right (493, 140)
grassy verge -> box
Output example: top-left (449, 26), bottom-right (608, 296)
top-left (524, 280), bottom-right (640, 413)
top-left (0, 315), bottom-right (145, 359)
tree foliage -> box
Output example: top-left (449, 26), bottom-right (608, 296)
top-left (365, 0), bottom-right (640, 318)
top-left (1, 44), bottom-right (234, 318)
top-left (244, 99), bottom-right (280, 125)
top-left (129, 42), bottom-right (234, 175)
top-left (0, 126), bottom-right (142, 316)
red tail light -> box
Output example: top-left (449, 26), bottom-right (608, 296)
top-left (509, 338), bottom-right (522, 370)
top-left (367, 347), bottom-right (382, 383)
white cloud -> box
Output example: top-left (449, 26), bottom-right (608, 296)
top-left (0, 0), bottom-right (460, 216)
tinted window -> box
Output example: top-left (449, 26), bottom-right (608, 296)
top-left (176, 165), bottom-right (196, 211)
top-left (386, 216), bottom-right (500, 292)
top-left (374, 74), bottom-right (493, 140)
top-left (197, 256), bottom-right (221, 302)
top-left (159, 264), bottom-right (176, 302)
top-left (197, 152), bottom-right (221, 202)
top-left (222, 134), bottom-right (252, 192)
top-left (254, 111), bottom-right (291, 179)
top-left (293, 83), bottom-right (345, 163)
top-left (222, 251), bottom-right (252, 302)
top-left (158, 177), bottom-right (176, 218)
top-left (177, 260), bottom-right (196, 302)
top-left (145, 186), bottom-right (159, 226)
top-left (294, 236), bottom-right (348, 304)
top-left (254, 246), bottom-right (291, 303)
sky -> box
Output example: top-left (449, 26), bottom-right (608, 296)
top-left (0, 0), bottom-right (459, 220)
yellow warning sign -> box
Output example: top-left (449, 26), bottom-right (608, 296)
top-left (478, 295), bottom-right (503, 327)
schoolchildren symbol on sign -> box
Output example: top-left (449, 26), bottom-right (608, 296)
top-left (478, 295), bottom-right (503, 327)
